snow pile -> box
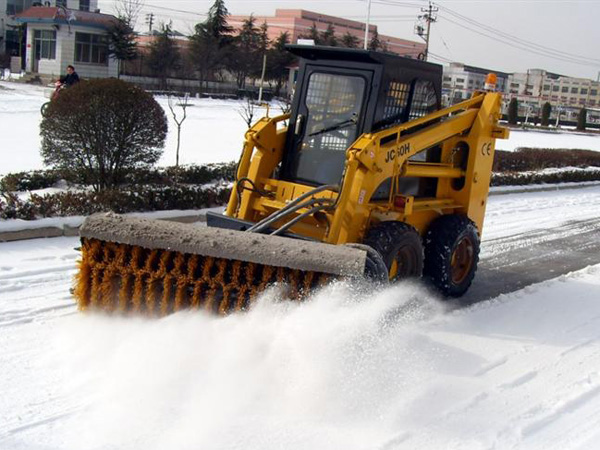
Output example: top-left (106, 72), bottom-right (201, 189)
top-left (51, 282), bottom-right (444, 450)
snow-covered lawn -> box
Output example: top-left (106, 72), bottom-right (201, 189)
top-left (2, 81), bottom-right (600, 176)
top-left (497, 128), bottom-right (600, 152)
top-left (1, 186), bottom-right (600, 449)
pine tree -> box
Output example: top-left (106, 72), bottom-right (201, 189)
top-left (299, 23), bottom-right (321, 45)
top-left (340, 32), bottom-right (359, 49)
top-left (320, 24), bottom-right (337, 46)
top-left (577, 107), bottom-right (587, 131)
top-left (508, 97), bottom-right (519, 125)
top-left (368, 29), bottom-right (381, 51)
top-left (146, 22), bottom-right (180, 89)
top-left (107, 16), bottom-right (137, 78)
top-left (541, 102), bottom-right (551, 127)
top-left (228, 15), bottom-right (262, 89)
top-left (204, 0), bottom-right (234, 38)
top-left (266, 31), bottom-right (295, 96)
top-left (188, 0), bottom-right (234, 87)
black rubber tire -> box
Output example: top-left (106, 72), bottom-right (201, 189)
top-left (345, 243), bottom-right (389, 284)
top-left (363, 221), bottom-right (423, 282)
top-left (423, 214), bottom-right (480, 297)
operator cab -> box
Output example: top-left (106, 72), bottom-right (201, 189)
top-left (281, 45), bottom-right (443, 190)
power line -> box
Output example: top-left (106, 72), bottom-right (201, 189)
top-left (435, 3), bottom-right (600, 67)
top-left (439, 14), bottom-right (600, 68)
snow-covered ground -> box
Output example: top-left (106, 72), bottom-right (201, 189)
top-left (497, 128), bottom-right (600, 152)
top-left (2, 81), bottom-right (600, 176)
top-left (1, 186), bottom-right (600, 449)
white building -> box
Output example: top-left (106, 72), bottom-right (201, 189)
top-left (507, 69), bottom-right (600, 120)
top-left (10, 1), bottom-right (118, 79)
top-left (442, 62), bottom-right (509, 105)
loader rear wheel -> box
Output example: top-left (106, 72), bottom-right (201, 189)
top-left (363, 221), bottom-right (423, 282)
top-left (423, 214), bottom-right (480, 297)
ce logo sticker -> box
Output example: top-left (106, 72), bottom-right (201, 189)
top-left (481, 142), bottom-right (492, 156)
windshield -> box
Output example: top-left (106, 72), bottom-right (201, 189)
top-left (303, 73), bottom-right (366, 152)
top-left (289, 72), bottom-right (367, 186)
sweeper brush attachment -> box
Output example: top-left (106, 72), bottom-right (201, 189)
top-left (74, 213), bottom-right (369, 315)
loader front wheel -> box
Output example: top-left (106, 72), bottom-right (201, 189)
top-left (363, 221), bottom-right (423, 282)
top-left (345, 243), bottom-right (389, 284)
top-left (423, 214), bottom-right (480, 297)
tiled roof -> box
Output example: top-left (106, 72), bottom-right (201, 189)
top-left (15, 6), bottom-right (117, 30)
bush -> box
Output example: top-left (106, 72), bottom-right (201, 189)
top-left (541, 102), bottom-right (551, 127)
top-left (0, 170), bottom-right (62, 193)
top-left (493, 148), bottom-right (600, 172)
top-left (40, 78), bottom-right (168, 191)
top-left (577, 108), bottom-right (587, 131)
top-left (492, 170), bottom-right (600, 186)
top-left (0, 163), bottom-right (237, 194)
top-left (0, 185), bottom-right (232, 220)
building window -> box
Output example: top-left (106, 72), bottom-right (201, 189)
top-left (443, 76), bottom-right (451, 82)
top-left (561, 86), bottom-right (568, 93)
top-left (75, 33), bottom-right (108, 65)
top-left (579, 99), bottom-right (586, 105)
top-left (34, 30), bottom-right (57, 60)
top-left (591, 89), bottom-right (598, 96)
top-left (590, 100), bottom-right (596, 106)
top-left (6, 0), bottom-right (25, 15)
top-left (571, 87), bottom-right (579, 94)
top-left (79, 0), bottom-right (90, 11)
top-left (543, 85), bottom-right (550, 91)
top-left (510, 82), bottom-right (519, 88)
top-left (552, 86), bottom-right (559, 92)
top-left (581, 88), bottom-right (588, 95)
top-left (456, 78), bottom-right (465, 83)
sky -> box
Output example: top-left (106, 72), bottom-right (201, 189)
top-left (97, 0), bottom-right (600, 80)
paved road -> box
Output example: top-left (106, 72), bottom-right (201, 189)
top-left (461, 217), bottom-right (600, 304)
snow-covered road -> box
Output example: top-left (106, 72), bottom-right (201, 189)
top-left (1, 186), bottom-right (600, 449)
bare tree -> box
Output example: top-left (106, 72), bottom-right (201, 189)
top-left (237, 97), bottom-right (257, 128)
top-left (115, 0), bottom-right (145, 29)
top-left (167, 93), bottom-right (190, 167)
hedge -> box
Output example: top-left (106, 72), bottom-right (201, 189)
top-left (0, 162), bottom-right (237, 194)
top-left (493, 148), bottom-right (600, 172)
top-left (492, 170), bottom-right (600, 186)
top-left (0, 184), bottom-right (231, 220)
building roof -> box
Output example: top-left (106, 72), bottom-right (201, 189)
top-left (15, 6), bottom-right (117, 30)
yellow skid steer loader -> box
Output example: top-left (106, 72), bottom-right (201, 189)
top-left (75, 46), bottom-right (508, 316)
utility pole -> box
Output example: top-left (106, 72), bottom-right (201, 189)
top-left (363, 0), bottom-right (372, 50)
top-left (145, 12), bottom-right (154, 34)
top-left (415, 1), bottom-right (438, 60)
